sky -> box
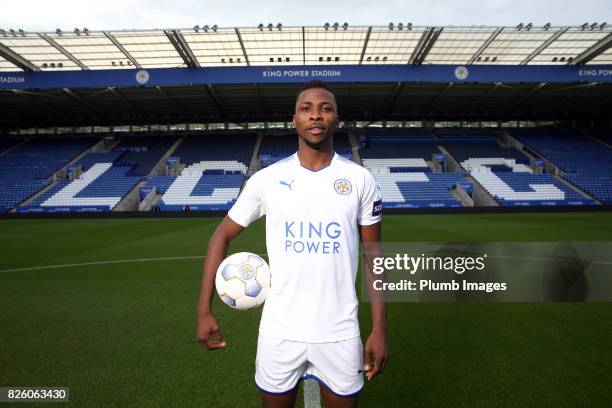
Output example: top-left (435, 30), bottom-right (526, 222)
top-left (0, 0), bottom-right (610, 32)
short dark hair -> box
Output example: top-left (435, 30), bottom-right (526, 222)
top-left (295, 80), bottom-right (335, 102)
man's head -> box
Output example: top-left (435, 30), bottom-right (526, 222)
top-left (293, 80), bottom-right (338, 151)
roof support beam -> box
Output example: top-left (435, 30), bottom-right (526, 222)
top-left (62, 88), bottom-right (106, 117)
top-left (103, 31), bottom-right (141, 68)
top-left (107, 87), bottom-right (134, 108)
top-left (467, 27), bottom-right (503, 64)
top-left (155, 85), bottom-right (189, 112)
top-left (427, 82), bottom-right (454, 111)
top-left (547, 82), bottom-right (598, 111)
top-left (520, 27), bottom-right (569, 65)
top-left (39, 34), bottom-right (88, 70)
top-left (571, 32), bottom-right (612, 65)
top-left (253, 84), bottom-right (266, 115)
top-left (205, 84), bottom-right (229, 119)
top-left (384, 82), bottom-right (405, 114)
top-left (235, 28), bottom-right (250, 66)
top-left (409, 27), bottom-right (442, 65)
top-left (11, 89), bottom-right (52, 113)
top-left (302, 27), bottom-right (306, 65)
top-left (503, 82), bottom-right (548, 113)
top-left (0, 42), bottom-right (39, 72)
top-left (359, 27), bottom-right (372, 64)
top-left (165, 30), bottom-right (200, 68)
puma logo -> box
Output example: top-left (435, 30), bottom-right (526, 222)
top-left (280, 179), bottom-right (294, 191)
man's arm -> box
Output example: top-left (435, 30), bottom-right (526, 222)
top-left (360, 222), bottom-right (389, 380)
top-left (196, 215), bottom-right (245, 350)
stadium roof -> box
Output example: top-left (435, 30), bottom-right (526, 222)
top-left (1, 24), bottom-right (611, 72)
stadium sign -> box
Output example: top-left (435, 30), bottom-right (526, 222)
top-left (1, 65), bottom-right (611, 90)
top-left (0, 75), bottom-right (25, 84)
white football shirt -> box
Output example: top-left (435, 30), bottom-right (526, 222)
top-left (228, 152), bottom-right (382, 342)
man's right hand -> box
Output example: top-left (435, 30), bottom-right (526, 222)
top-left (196, 312), bottom-right (226, 350)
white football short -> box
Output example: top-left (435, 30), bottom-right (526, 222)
top-left (254, 332), bottom-right (364, 397)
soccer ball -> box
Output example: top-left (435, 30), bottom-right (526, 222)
top-left (215, 252), bottom-right (271, 310)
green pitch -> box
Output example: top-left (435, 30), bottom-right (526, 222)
top-left (1, 212), bottom-right (611, 407)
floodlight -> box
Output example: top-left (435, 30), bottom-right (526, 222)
top-left (277, 23), bottom-right (282, 30)
top-left (407, 22), bottom-right (412, 30)
top-left (342, 22), bottom-right (348, 30)
top-left (212, 25), bottom-right (218, 32)
top-left (324, 23), bottom-right (330, 30)
top-left (525, 23), bottom-right (533, 30)
top-left (258, 23), bottom-right (264, 31)
top-left (398, 23), bottom-right (403, 30)
top-left (193, 25), bottom-right (200, 32)
top-left (9, 29), bottom-right (15, 36)
top-left (516, 23), bottom-right (523, 30)
top-left (543, 23), bottom-right (551, 30)
top-left (74, 28), bottom-right (81, 35)
top-left (389, 22), bottom-right (394, 30)
top-left (600, 22), bottom-right (607, 29)
top-left (0, 29), bottom-right (5, 36)
top-left (18, 29), bottom-right (25, 36)
top-left (203, 25), bottom-right (209, 32)
top-left (83, 28), bottom-right (89, 35)
top-left (590, 22), bottom-right (597, 30)
top-left (580, 23), bottom-right (588, 30)
top-left (333, 22), bottom-right (339, 30)
top-left (267, 23), bottom-right (273, 31)
top-left (56, 28), bottom-right (62, 36)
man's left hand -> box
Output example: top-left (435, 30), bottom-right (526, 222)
top-left (363, 328), bottom-right (388, 380)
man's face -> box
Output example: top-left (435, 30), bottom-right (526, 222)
top-left (293, 87), bottom-right (338, 150)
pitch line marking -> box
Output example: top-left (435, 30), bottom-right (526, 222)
top-left (0, 253), bottom-right (269, 274)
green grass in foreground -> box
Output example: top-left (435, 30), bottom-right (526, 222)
top-left (0, 212), bottom-right (610, 407)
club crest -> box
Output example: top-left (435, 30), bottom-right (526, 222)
top-left (334, 178), bottom-right (352, 195)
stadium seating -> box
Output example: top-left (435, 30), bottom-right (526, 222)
top-left (0, 138), bottom-right (96, 212)
top-left (0, 139), bottom-right (21, 155)
top-left (113, 137), bottom-right (177, 176)
top-left (360, 134), bottom-right (466, 208)
top-left (19, 163), bottom-right (142, 212)
top-left (439, 135), bottom-right (595, 206)
top-left (259, 133), bottom-right (352, 166)
top-left (142, 135), bottom-right (255, 211)
top-left (514, 132), bottom-right (612, 204)
top-left (173, 134), bottom-right (254, 166)
top-left (74, 151), bottom-right (125, 170)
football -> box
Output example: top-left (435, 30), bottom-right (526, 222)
top-left (215, 252), bottom-right (271, 310)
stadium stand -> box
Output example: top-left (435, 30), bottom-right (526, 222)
top-left (259, 133), bottom-right (352, 167)
top-left (0, 138), bottom-right (96, 212)
top-left (514, 131), bottom-right (612, 204)
top-left (19, 163), bottom-right (142, 212)
top-left (17, 135), bottom-right (176, 212)
top-left (360, 133), bottom-right (466, 208)
top-left (113, 137), bottom-right (177, 176)
top-left (0, 139), bottom-right (21, 155)
top-left (438, 133), bottom-right (595, 206)
top-left (74, 151), bottom-right (125, 170)
top-left (145, 134), bottom-right (256, 211)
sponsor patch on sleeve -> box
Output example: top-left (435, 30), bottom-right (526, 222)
top-left (372, 199), bottom-right (383, 216)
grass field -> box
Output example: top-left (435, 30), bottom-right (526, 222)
top-left (1, 212), bottom-right (611, 407)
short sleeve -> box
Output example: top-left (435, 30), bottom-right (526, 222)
top-left (228, 172), bottom-right (266, 227)
top-left (358, 170), bottom-right (382, 225)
